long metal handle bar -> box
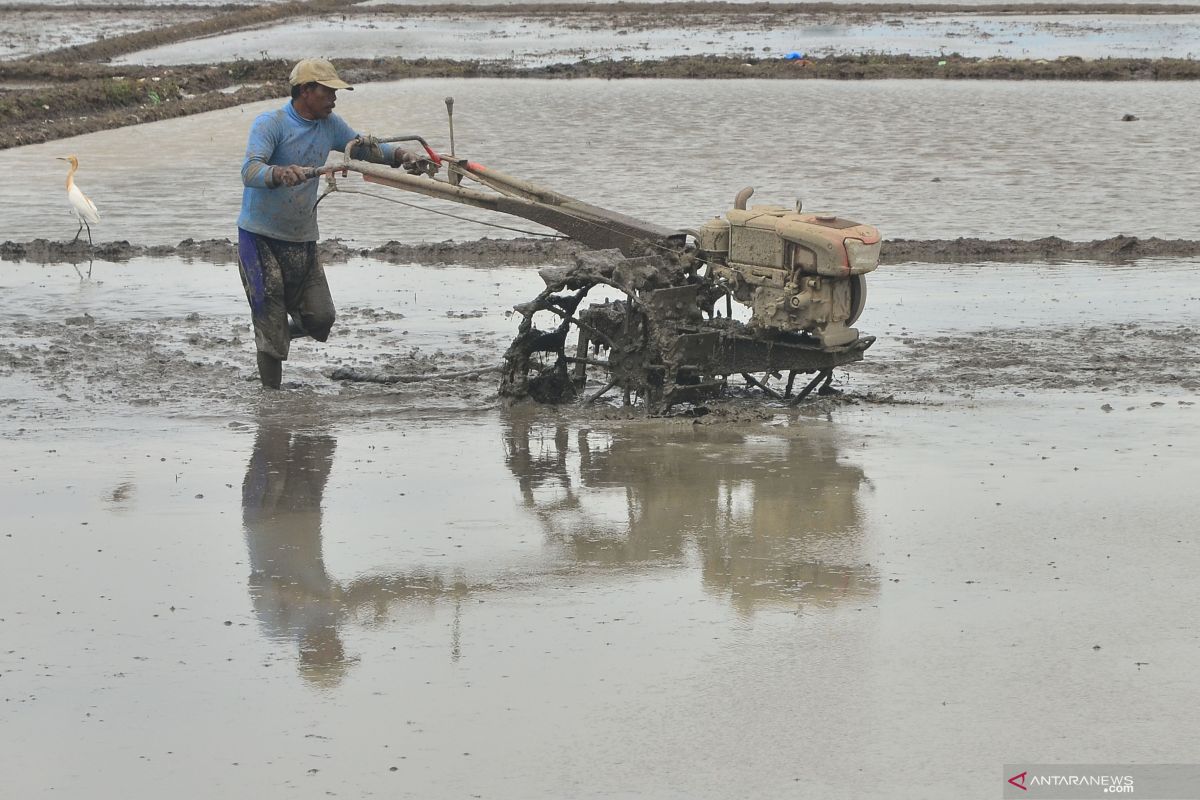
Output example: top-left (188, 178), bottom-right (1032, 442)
top-left (338, 156), bottom-right (685, 256)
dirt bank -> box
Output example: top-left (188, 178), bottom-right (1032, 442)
top-left (0, 236), bottom-right (583, 266)
top-left (882, 234), bottom-right (1200, 262)
top-left (6, 234), bottom-right (1199, 266)
top-left (0, 75), bottom-right (282, 150)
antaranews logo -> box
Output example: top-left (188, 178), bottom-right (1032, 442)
top-left (1004, 768), bottom-right (1137, 795)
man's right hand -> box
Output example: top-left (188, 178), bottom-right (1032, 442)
top-left (271, 165), bottom-right (312, 187)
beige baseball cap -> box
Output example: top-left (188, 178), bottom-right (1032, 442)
top-left (289, 58), bottom-right (353, 90)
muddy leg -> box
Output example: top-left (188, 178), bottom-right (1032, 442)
top-left (257, 351), bottom-right (283, 389)
top-left (238, 230), bottom-right (292, 375)
top-left (294, 247), bottom-right (336, 342)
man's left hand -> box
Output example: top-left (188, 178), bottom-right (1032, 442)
top-left (395, 149), bottom-right (418, 169)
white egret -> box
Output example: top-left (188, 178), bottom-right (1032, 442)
top-left (56, 155), bottom-right (100, 246)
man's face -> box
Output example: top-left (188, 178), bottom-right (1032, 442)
top-left (298, 83), bottom-right (337, 120)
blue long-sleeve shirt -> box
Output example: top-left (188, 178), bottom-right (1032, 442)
top-left (238, 102), bottom-right (396, 242)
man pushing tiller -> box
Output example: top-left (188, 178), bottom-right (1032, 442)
top-left (237, 58), bottom-right (419, 389)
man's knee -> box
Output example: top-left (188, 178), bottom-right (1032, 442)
top-left (301, 308), bottom-right (335, 342)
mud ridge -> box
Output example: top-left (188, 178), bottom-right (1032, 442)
top-left (882, 235), bottom-right (1200, 263)
top-left (6, 235), bottom-right (1200, 267)
top-left (0, 237), bottom-right (585, 266)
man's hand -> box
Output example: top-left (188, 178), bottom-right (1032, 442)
top-left (271, 165), bottom-right (312, 187)
top-left (399, 150), bottom-right (438, 176)
top-left (395, 149), bottom-right (419, 170)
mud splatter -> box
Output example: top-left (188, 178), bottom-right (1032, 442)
top-left (856, 322), bottom-right (1200, 396)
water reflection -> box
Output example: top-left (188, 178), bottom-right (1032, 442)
top-left (502, 411), bottom-right (878, 614)
top-left (66, 253), bottom-right (93, 281)
top-left (242, 412), bottom-right (877, 681)
top-left (241, 423), bottom-right (345, 685)
top-left (241, 420), bottom-right (460, 685)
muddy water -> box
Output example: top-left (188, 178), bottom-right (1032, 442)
top-left (3, 255), bottom-right (1197, 424)
top-left (2, 251), bottom-right (1198, 796)
top-left (114, 13), bottom-right (1200, 65)
top-left (0, 257), bottom-right (527, 425)
top-left (1, 78), bottom-right (1196, 247)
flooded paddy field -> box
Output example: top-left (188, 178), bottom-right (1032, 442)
top-left (8, 1), bottom-right (1200, 148)
top-left (2, 254), bottom-right (1199, 798)
top-left (112, 11), bottom-right (1200, 65)
top-left (3, 1), bottom-right (1199, 794)
top-left (3, 78), bottom-right (1197, 247)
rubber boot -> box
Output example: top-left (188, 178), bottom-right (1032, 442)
top-left (256, 351), bottom-right (282, 389)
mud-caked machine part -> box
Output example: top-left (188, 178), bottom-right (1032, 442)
top-left (321, 132), bottom-right (882, 411)
top-left (498, 248), bottom-right (875, 414)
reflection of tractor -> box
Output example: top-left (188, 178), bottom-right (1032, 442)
top-left (317, 104), bottom-right (881, 413)
top-left (501, 410), bottom-right (878, 613)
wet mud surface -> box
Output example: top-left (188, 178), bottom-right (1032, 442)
top-left (2, 255), bottom-right (1198, 798)
top-left (2, 256), bottom-right (1196, 421)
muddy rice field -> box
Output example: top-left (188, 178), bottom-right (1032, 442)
top-left (2, 2), bottom-right (1199, 798)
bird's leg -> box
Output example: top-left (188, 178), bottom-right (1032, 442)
top-left (85, 223), bottom-right (93, 247)
top-left (71, 223), bottom-right (82, 244)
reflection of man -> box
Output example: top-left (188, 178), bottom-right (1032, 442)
top-left (242, 422), bottom-right (348, 686)
top-left (242, 421), bottom-right (464, 678)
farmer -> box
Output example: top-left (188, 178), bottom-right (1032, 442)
top-left (238, 58), bottom-right (418, 389)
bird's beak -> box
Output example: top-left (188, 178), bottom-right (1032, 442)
top-left (55, 157), bottom-right (68, 161)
